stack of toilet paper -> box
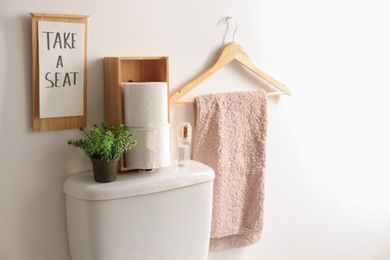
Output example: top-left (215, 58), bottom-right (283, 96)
top-left (122, 82), bottom-right (170, 169)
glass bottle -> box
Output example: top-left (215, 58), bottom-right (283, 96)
top-left (177, 122), bottom-right (192, 168)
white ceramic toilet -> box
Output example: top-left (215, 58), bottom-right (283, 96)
top-left (63, 160), bottom-right (214, 260)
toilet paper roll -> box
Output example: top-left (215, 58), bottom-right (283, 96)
top-left (124, 125), bottom-right (170, 169)
top-left (122, 82), bottom-right (168, 127)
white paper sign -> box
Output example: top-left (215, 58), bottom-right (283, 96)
top-left (38, 21), bottom-right (85, 118)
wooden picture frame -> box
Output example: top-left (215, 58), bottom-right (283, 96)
top-left (30, 13), bottom-right (88, 132)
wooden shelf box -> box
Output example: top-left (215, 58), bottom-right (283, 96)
top-left (103, 56), bottom-right (169, 171)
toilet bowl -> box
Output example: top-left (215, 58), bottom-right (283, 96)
top-left (63, 160), bottom-right (214, 260)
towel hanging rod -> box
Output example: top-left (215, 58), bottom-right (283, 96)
top-left (174, 91), bottom-right (284, 104)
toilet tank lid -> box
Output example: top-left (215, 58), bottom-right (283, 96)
top-left (63, 160), bottom-right (215, 201)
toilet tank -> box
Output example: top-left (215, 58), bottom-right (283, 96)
top-left (63, 160), bottom-right (214, 260)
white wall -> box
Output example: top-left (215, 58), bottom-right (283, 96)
top-left (1, 0), bottom-right (390, 259)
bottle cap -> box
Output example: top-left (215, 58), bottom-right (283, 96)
top-left (178, 122), bottom-right (192, 139)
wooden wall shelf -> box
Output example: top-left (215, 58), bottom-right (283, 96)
top-left (103, 56), bottom-right (169, 171)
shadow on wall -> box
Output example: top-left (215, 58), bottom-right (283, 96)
top-left (2, 14), bottom-right (33, 133)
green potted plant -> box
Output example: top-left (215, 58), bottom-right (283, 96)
top-left (67, 121), bottom-right (137, 183)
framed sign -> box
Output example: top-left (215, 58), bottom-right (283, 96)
top-left (31, 13), bottom-right (88, 131)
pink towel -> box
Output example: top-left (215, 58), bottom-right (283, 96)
top-left (193, 91), bottom-right (268, 251)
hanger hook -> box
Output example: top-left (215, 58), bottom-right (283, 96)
top-left (224, 16), bottom-right (239, 42)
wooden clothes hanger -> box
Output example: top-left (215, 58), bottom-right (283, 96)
top-left (169, 17), bottom-right (291, 105)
